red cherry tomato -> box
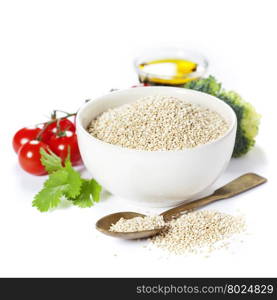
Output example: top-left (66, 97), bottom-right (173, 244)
top-left (48, 131), bottom-right (82, 166)
top-left (12, 127), bottom-right (41, 153)
top-left (41, 118), bottom-right (75, 143)
top-left (18, 140), bottom-right (48, 175)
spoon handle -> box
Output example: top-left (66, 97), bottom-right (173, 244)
top-left (161, 173), bottom-right (267, 222)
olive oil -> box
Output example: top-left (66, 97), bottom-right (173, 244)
top-left (138, 58), bottom-right (198, 86)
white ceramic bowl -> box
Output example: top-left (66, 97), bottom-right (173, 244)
top-left (76, 87), bottom-right (237, 207)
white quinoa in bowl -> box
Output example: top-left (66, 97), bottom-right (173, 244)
top-left (87, 95), bottom-right (229, 151)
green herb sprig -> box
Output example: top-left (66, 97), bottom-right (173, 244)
top-left (32, 148), bottom-right (102, 212)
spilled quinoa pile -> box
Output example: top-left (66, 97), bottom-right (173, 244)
top-left (88, 95), bottom-right (229, 151)
top-left (109, 210), bottom-right (246, 255)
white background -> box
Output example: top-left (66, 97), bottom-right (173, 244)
top-left (0, 0), bottom-right (276, 277)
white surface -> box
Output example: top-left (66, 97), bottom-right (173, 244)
top-left (0, 0), bottom-right (276, 277)
top-left (77, 86), bottom-right (237, 207)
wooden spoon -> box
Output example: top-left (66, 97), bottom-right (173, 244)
top-left (96, 173), bottom-right (267, 240)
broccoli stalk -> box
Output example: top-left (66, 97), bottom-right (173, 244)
top-left (184, 76), bottom-right (260, 157)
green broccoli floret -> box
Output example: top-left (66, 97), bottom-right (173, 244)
top-left (218, 91), bottom-right (260, 157)
top-left (184, 76), bottom-right (260, 157)
top-left (184, 75), bottom-right (221, 96)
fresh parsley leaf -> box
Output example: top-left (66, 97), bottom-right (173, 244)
top-left (32, 187), bottom-right (64, 212)
top-left (91, 179), bottom-right (102, 203)
top-left (73, 179), bottom-right (94, 208)
top-left (73, 179), bottom-right (102, 208)
top-left (33, 169), bottom-right (70, 212)
top-left (33, 163), bottom-right (82, 212)
top-left (43, 169), bottom-right (69, 188)
top-left (40, 148), bottom-right (63, 173)
top-left (64, 158), bottom-right (82, 198)
top-left (33, 149), bottom-right (102, 212)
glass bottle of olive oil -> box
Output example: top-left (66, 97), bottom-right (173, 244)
top-left (134, 49), bottom-right (208, 87)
